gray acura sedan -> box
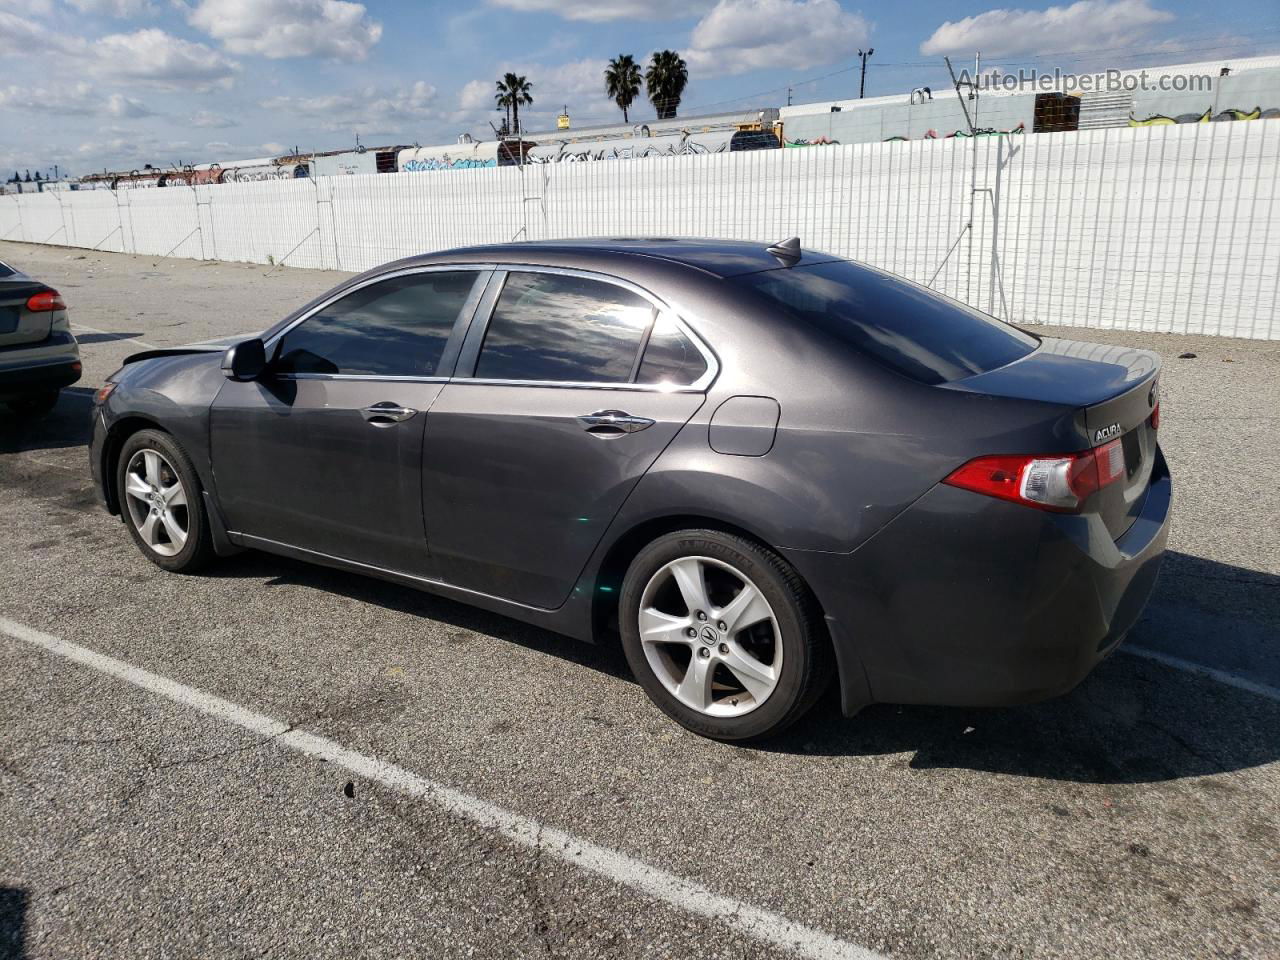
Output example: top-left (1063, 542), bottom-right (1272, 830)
top-left (89, 239), bottom-right (1170, 741)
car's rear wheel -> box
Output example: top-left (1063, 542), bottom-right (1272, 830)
top-left (619, 529), bottom-right (830, 741)
top-left (117, 429), bottom-right (213, 573)
top-left (6, 390), bottom-right (59, 417)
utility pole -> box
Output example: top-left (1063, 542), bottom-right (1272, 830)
top-left (857, 48), bottom-right (874, 98)
top-left (787, 86), bottom-right (793, 106)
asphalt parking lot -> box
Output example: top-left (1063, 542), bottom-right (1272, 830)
top-left (1, 240), bottom-right (1277, 959)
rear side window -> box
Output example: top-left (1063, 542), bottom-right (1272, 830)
top-left (0, 261), bottom-right (13, 278)
top-left (275, 270), bottom-right (477, 377)
top-left (735, 260), bottom-right (1037, 384)
top-left (638, 312), bottom-right (707, 385)
top-left (476, 272), bottom-right (653, 383)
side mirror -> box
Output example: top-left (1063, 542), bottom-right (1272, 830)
top-left (221, 338), bottom-right (267, 381)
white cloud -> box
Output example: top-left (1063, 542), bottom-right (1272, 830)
top-left (0, 11), bottom-right (52, 55)
top-left (75, 131), bottom-right (194, 170)
top-left (0, 82), bottom-right (153, 117)
top-left (0, 16), bottom-right (237, 91)
top-left (485, 0), bottom-right (714, 21)
top-left (188, 0), bottom-right (382, 61)
top-left (106, 92), bottom-right (155, 117)
top-left (190, 109), bottom-right (238, 128)
top-left (0, 83), bottom-right (96, 115)
top-left (66, 0), bottom-right (154, 16)
top-left (920, 0), bottom-right (1174, 57)
top-left (90, 28), bottom-right (239, 90)
top-left (686, 0), bottom-right (871, 76)
top-left (260, 81), bottom-right (438, 131)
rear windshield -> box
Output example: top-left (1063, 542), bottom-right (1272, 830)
top-left (0, 261), bottom-right (13, 278)
top-left (735, 259), bottom-right (1037, 384)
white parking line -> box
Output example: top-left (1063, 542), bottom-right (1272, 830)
top-left (71, 322), bottom-right (158, 350)
top-left (0, 616), bottom-right (885, 960)
top-left (1122, 645), bottom-right (1280, 703)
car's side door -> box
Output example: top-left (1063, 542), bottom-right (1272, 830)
top-left (210, 267), bottom-right (488, 576)
top-left (421, 267), bottom-right (716, 609)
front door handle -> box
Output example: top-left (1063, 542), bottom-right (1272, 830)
top-left (578, 409), bottom-right (655, 435)
top-left (361, 402), bottom-right (418, 425)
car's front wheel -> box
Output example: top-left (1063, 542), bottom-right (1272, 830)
top-left (619, 529), bottom-right (831, 741)
top-left (116, 429), bottom-right (214, 573)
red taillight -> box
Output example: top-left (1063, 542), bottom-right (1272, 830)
top-left (26, 290), bottom-right (66, 312)
top-left (1150, 402), bottom-right (1160, 431)
top-left (94, 381), bottom-right (114, 405)
top-left (943, 438), bottom-right (1126, 513)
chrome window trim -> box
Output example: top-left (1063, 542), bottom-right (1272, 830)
top-left (453, 378), bottom-right (705, 394)
top-left (276, 373), bottom-right (449, 383)
top-left (263, 263), bottom-right (498, 353)
top-left (259, 260), bottom-right (719, 393)
top-left (463, 264), bottom-right (720, 393)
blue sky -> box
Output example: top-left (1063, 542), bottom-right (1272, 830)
top-left (0, 0), bottom-right (1276, 177)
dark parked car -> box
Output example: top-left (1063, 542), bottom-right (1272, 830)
top-left (90, 239), bottom-right (1170, 741)
top-left (0, 257), bottom-right (81, 416)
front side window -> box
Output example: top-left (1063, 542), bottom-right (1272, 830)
top-left (475, 272), bottom-right (653, 383)
top-left (275, 270), bottom-right (477, 377)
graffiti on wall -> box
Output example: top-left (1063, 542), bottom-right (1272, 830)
top-left (545, 142), bottom-right (700, 162)
top-left (786, 123), bottom-right (1025, 147)
top-left (882, 122), bottom-right (1026, 142)
top-left (1129, 105), bottom-right (1280, 126)
top-left (784, 136), bottom-right (841, 147)
top-left (222, 163), bottom-right (308, 182)
top-left (940, 122), bottom-right (1026, 140)
top-left (402, 156), bottom-right (498, 171)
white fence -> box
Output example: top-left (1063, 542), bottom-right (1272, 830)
top-left (2, 120), bottom-right (1277, 339)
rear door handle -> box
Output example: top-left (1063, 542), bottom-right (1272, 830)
top-left (361, 402), bottom-right (418, 425)
top-left (578, 409), bottom-right (655, 435)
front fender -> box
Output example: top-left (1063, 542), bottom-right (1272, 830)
top-left (97, 352), bottom-right (227, 511)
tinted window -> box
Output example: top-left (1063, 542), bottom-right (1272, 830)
top-left (735, 260), bottom-right (1037, 385)
top-left (276, 271), bottom-right (476, 377)
top-left (476, 272), bottom-right (652, 383)
top-left (0, 261), bottom-right (13, 278)
top-left (638, 312), bottom-right (707, 385)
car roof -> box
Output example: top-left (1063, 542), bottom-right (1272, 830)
top-left (406, 238), bottom-right (834, 279)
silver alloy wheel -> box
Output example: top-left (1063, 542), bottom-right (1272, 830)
top-left (123, 448), bottom-right (189, 558)
top-left (637, 556), bottom-right (782, 718)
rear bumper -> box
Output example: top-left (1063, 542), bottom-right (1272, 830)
top-left (0, 357), bottom-right (82, 400)
top-left (787, 447), bottom-right (1172, 715)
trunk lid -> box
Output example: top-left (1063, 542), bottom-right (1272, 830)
top-left (0, 278), bottom-right (54, 347)
top-left (944, 338), bottom-right (1161, 538)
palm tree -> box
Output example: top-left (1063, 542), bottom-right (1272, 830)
top-left (604, 54), bottom-right (642, 124)
top-left (645, 50), bottom-right (688, 120)
top-left (494, 72), bottom-right (533, 136)
top-left (494, 81), bottom-right (512, 135)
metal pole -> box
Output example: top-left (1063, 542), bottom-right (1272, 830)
top-left (966, 51), bottom-right (980, 304)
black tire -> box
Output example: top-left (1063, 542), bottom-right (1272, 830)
top-left (116, 428), bottom-right (215, 573)
top-left (619, 529), bottom-right (831, 742)
top-left (6, 390), bottom-right (59, 418)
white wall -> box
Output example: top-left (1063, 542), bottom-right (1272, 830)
top-left (1, 120), bottom-right (1276, 339)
